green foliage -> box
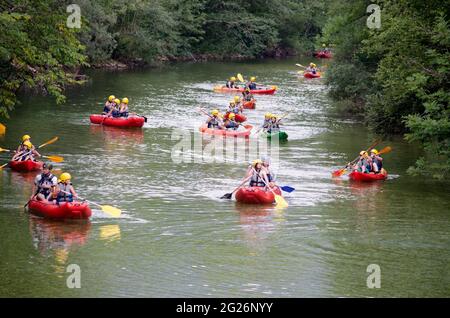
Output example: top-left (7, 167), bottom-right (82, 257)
top-left (0, 0), bottom-right (86, 118)
top-left (323, 0), bottom-right (450, 178)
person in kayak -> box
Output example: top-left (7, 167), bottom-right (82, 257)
top-left (233, 95), bottom-right (241, 107)
top-left (206, 109), bottom-right (224, 129)
top-left (103, 95), bottom-right (116, 115)
top-left (370, 149), bottom-right (384, 173)
top-left (223, 113), bottom-right (239, 130)
top-left (267, 114), bottom-right (281, 133)
top-left (242, 87), bottom-right (253, 102)
top-left (306, 63), bottom-right (318, 74)
top-left (227, 101), bottom-right (243, 115)
top-left (118, 97), bottom-right (129, 117)
top-left (12, 140), bottom-right (41, 162)
top-left (354, 151), bottom-right (373, 173)
top-left (31, 163), bottom-right (58, 202)
top-left (106, 98), bottom-right (121, 118)
top-left (242, 160), bottom-right (270, 188)
top-left (246, 77), bottom-right (258, 90)
top-left (261, 155), bottom-right (276, 187)
top-left (53, 172), bottom-right (78, 204)
top-left (226, 77), bottom-right (238, 88)
top-left (261, 113), bottom-right (272, 131)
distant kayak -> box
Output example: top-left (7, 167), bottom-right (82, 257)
top-left (242, 99), bottom-right (256, 109)
top-left (214, 86), bottom-right (277, 95)
top-left (199, 124), bottom-right (253, 138)
top-left (235, 186), bottom-right (282, 204)
top-left (313, 51), bottom-right (332, 59)
top-left (90, 114), bottom-right (145, 128)
top-left (223, 112), bottom-right (247, 123)
top-left (261, 131), bottom-right (288, 141)
top-left (9, 160), bottom-right (43, 172)
top-left (304, 72), bottom-right (321, 79)
top-left (28, 199), bottom-right (92, 219)
top-left (349, 170), bottom-right (388, 182)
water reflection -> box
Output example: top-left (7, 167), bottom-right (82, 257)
top-left (234, 204), bottom-right (284, 255)
top-left (89, 125), bottom-right (144, 144)
top-left (29, 217), bottom-right (91, 275)
top-left (98, 224), bottom-right (121, 242)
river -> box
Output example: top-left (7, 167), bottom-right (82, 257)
top-left (0, 58), bottom-right (449, 297)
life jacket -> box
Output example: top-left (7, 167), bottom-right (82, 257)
top-left (372, 156), bottom-right (383, 171)
top-left (229, 106), bottom-right (240, 114)
top-left (248, 82), bottom-right (257, 90)
top-left (249, 169), bottom-right (266, 187)
top-left (268, 121), bottom-right (280, 133)
top-left (226, 81), bottom-right (235, 88)
top-left (37, 173), bottom-right (56, 196)
top-left (57, 182), bottom-right (74, 203)
top-left (225, 120), bottom-right (238, 130)
top-left (265, 167), bottom-right (275, 182)
top-left (207, 116), bottom-right (220, 129)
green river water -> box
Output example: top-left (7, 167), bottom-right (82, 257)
top-left (0, 58), bottom-right (449, 297)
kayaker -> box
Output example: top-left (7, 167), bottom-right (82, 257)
top-left (233, 95), bottom-right (241, 107)
top-left (226, 77), bottom-right (238, 88)
top-left (12, 140), bottom-right (41, 161)
top-left (261, 113), bottom-right (272, 131)
top-left (244, 160), bottom-right (270, 188)
top-left (354, 151), bottom-right (373, 173)
top-left (261, 155), bottom-right (276, 187)
top-left (227, 101), bottom-right (242, 115)
top-left (54, 172), bottom-right (78, 204)
top-left (370, 149), bottom-right (383, 173)
top-left (103, 95), bottom-right (116, 115)
top-left (118, 97), bottom-right (129, 117)
top-left (223, 113), bottom-right (239, 130)
top-left (246, 77), bottom-right (258, 90)
top-left (267, 114), bottom-right (281, 133)
top-left (106, 98), bottom-right (121, 118)
top-left (206, 109), bottom-right (224, 130)
top-left (306, 63), bottom-right (318, 74)
top-left (31, 163), bottom-right (58, 202)
top-left (242, 87), bottom-right (253, 102)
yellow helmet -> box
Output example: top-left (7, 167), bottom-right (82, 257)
top-left (271, 114), bottom-right (277, 119)
top-left (370, 149), bottom-right (379, 155)
top-left (228, 113), bottom-right (236, 119)
top-left (250, 76), bottom-right (256, 81)
top-left (233, 96), bottom-right (240, 102)
top-left (23, 141), bottom-right (32, 149)
top-left (264, 112), bottom-right (271, 118)
top-left (252, 159), bottom-right (263, 167)
top-left (230, 76), bottom-right (236, 81)
top-left (322, 43), bottom-right (326, 47)
top-left (310, 62), bottom-right (314, 66)
top-left (122, 97), bottom-right (129, 104)
top-left (108, 95), bottom-right (115, 102)
top-left (359, 151), bottom-right (368, 156)
top-left (60, 172), bottom-right (72, 182)
top-left (229, 101), bottom-right (236, 106)
top-left (211, 109), bottom-right (219, 116)
top-left (22, 134), bottom-right (31, 142)
top-left (114, 98), bottom-right (120, 104)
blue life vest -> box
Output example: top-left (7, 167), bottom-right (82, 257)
top-left (57, 182), bottom-right (73, 203)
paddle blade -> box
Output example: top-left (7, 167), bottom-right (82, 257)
top-left (280, 186), bottom-right (295, 193)
top-left (274, 195), bottom-right (288, 208)
top-left (0, 147), bottom-right (10, 152)
top-left (0, 123), bottom-right (5, 135)
top-left (332, 168), bottom-right (346, 177)
top-left (237, 73), bottom-right (244, 82)
top-left (378, 146), bottom-right (392, 155)
top-left (39, 136), bottom-right (58, 148)
top-left (220, 193), bottom-right (232, 200)
top-left (0, 163), bottom-right (8, 170)
top-left (101, 205), bottom-right (122, 218)
top-left (45, 155), bottom-right (64, 163)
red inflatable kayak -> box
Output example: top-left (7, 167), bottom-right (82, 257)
top-left (28, 199), bottom-right (92, 219)
top-left (304, 72), bottom-right (321, 78)
top-left (90, 114), bottom-right (145, 128)
top-left (214, 86), bottom-right (277, 95)
top-left (235, 186), bottom-right (282, 204)
top-left (9, 160), bottom-right (43, 172)
top-left (313, 51), bottom-right (332, 58)
top-left (242, 100), bottom-right (256, 109)
top-left (349, 170), bottom-right (388, 182)
top-left (223, 112), bottom-right (247, 122)
top-left (199, 124), bottom-right (253, 138)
